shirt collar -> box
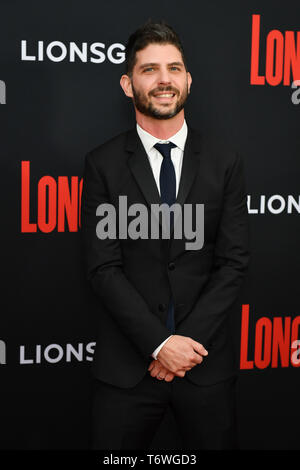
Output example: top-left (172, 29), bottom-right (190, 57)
top-left (136, 119), bottom-right (188, 154)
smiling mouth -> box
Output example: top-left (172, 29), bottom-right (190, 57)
top-left (152, 92), bottom-right (176, 102)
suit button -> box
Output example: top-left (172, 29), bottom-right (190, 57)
top-left (168, 262), bottom-right (175, 270)
top-left (158, 303), bottom-right (167, 312)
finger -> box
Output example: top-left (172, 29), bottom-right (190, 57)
top-left (191, 354), bottom-right (203, 365)
top-left (149, 363), bottom-right (157, 375)
top-left (175, 369), bottom-right (186, 378)
top-left (153, 367), bottom-right (166, 380)
top-left (185, 354), bottom-right (202, 368)
top-left (156, 373), bottom-right (166, 380)
top-left (192, 341), bottom-right (208, 356)
top-left (151, 366), bottom-right (164, 377)
top-left (156, 367), bottom-right (168, 379)
top-left (150, 367), bottom-right (159, 377)
top-left (164, 373), bottom-right (175, 382)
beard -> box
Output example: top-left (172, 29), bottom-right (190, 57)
top-left (131, 82), bottom-right (189, 120)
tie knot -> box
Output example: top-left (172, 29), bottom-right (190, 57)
top-left (153, 142), bottom-right (177, 159)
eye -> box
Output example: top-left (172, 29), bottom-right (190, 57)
top-left (170, 66), bottom-right (180, 71)
top-left (144, 67), bottom-right (154, 72)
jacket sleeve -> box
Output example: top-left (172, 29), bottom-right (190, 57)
top-left (80, 151), bottom-right (171, 360)
top-left (176, 152), bottom-right (251, 347)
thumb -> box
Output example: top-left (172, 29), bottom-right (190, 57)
top-left (192, 341), bottom-right (208, 356)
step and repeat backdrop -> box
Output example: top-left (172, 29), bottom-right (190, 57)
top-left (1, 1), bottom-right (299, 450)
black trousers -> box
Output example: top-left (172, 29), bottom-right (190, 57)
top-left (89, 370), bottom-right (239, 450)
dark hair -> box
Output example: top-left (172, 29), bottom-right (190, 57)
top-left (125, 19), bottom-right (188, 77)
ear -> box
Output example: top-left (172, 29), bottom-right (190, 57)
top-left (187, 71), bottom-right (192, 94)
top-left (120, 74), bottom-right (134, 98)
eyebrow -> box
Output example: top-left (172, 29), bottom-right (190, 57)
top-left (138, 61), bottom-right (184, 70)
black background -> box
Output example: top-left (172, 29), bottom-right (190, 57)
top-left (0, 0), bottom-right (299, 449)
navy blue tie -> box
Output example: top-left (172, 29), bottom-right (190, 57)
top-left (154, 142), bottom-right (177, 334)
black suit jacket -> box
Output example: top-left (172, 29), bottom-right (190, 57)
top-left (80, 124), bottom-right (250, 388)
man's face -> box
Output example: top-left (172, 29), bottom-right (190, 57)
top-left (126, 43), bottom-right (192, 120)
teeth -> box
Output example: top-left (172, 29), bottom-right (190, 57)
top-left (155, 93), bottom-right (174, 97)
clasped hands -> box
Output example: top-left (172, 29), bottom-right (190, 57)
top-left (148, 334), bottom-right (208, 382)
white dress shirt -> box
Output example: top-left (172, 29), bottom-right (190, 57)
top-left (136, 119), bottom-right (188, 360)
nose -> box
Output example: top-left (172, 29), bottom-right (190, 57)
top-left (157, 67), bottom-right (172, 86)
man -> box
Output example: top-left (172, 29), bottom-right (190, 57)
top-left (81, 20), bottom-right (250, 450)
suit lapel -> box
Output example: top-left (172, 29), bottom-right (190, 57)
top-left (172, 126), bottom-right (201, 231)
top-left (126, 127), bottom-right (162, 208)
top-left (126, 124), bottom-right (202, 244)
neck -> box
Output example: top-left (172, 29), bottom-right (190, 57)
top-left (136, 109), bottom-right (185, 140)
